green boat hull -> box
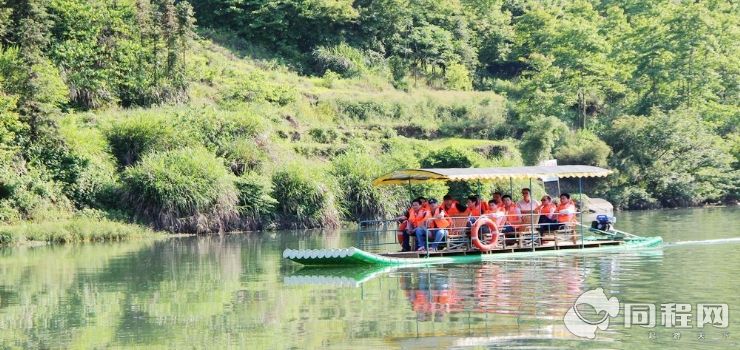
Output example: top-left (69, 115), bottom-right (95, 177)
top-left (283, 236), bottom-right (663, 267)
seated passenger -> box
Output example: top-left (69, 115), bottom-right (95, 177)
top-left (535, 195), bottom-right (557, 233)
top-left (501, 195), bottom-right (522, 234)
top-left (418, 198), bottom-right (449, 251)
top-left (418, 197), bottom-right (431, 211)
top-left (442, 195), bottom-right (461, 216)
top-left (555, 193), bottom-right (577, 230)
top-left (490, 191), bottom-right (504, 210)
top-left (400, 199), bottom-right (431, 252)
top-left (463, 195), bottom-right (483, 218)
top-left (517, 188), bottom-right (540, 215)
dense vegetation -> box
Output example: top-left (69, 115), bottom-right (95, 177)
top-left (0, 0), bottom-right (737, 234)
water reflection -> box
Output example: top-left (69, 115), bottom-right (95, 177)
top-left (0, 207), bottom-right (737, 349)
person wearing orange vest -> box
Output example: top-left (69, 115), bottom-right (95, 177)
top-left (407, 199), bottom-right (431, 251)
top-left (535, 195), bottom-right (557, 233)
top-left (396, 199), bottom-right (431, 252)
top-left (555, 193), bottom-right (576, 229)
top-left (501, 195), bottom-right (522, 233)
top-left (418, 197), bottom-right (431, 211)
top-left (490, 192), bottom-right (504, 210)
top-left (418, 198), bottom-right (449, 251)
top-left (442, 195), bottom-right (461, 216)
top-left (464, 195), bottom-right (483, 217)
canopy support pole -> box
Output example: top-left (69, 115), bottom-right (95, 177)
top-left (530, 177), bottom-right (535, 252)
top-left (579, 178), bottom-right (584, 249)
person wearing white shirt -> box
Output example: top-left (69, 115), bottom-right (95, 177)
top-left (516, 188), bottom-right (540, 215)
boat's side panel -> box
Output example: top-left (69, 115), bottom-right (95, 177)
top-left (283, 237), bottom-right (663, 266)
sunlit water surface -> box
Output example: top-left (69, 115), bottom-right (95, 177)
top-left (1, 207), bottom-right (738, 349)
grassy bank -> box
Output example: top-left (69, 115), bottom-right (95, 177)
top-left (1, 1), bottom-right (736, 235)
top-left (0, 217), bottom-right (160, 246)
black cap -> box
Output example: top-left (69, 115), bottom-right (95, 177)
top-left (428, 198), bottom-right (438, 204)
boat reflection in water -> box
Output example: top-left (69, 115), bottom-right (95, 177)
top-left (284, 249), bottom-right (663, 347)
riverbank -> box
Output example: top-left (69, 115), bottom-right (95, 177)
top-left (0, 217), bottom-right (161, 247)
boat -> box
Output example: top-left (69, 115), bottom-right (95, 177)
top-left (284, 165), bottom-right (663, 266)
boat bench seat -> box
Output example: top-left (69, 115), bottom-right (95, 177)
top-left (445, 216), bottom-right (470, 251)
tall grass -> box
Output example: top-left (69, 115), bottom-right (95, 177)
top-left (271, 163), bottom-right (339, 228)
top-left (331, 150), bottom-right (407, 221)
top-left (121, 147), bottom-right (238, 233)
top-left (0, 216), bottom-right (157, 246)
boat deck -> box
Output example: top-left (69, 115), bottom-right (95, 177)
top-left (379, 240), bottom-right (623, 259)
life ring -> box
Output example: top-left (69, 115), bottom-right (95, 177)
top-left (471, 217), bottom-right (499, 252)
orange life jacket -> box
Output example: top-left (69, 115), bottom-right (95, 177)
top-left (429, 207), bottom-right (451, 228)
top-left (505, 205), bottom-right (521, 225)
top-left (464, 202), bottom-right (482, 217)
top-left (443, 201), bottom-right (460, 216)
top-left (538, 203), bottom-right (556, 218)
top-left (408, 207), bottom-right (430, 227)
top-left (557, 202), bottom-right (576, 223)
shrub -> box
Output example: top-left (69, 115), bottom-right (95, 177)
top-left (222, 139), bottom-right (268, 176)
top-left (105, 114), bottom-right (183, 167)
top-left (121, 147), bottom-right (238, 232)
top-left (234, 175), bottom-right (277, 230)
top-left (331, 150), bottom-right (406, 221)
top-left (308, 127), bottom-right (339, 144)
top-left (444, 63), bottom-right (473, 91)
top-left (436, 102), bottom-right (508, 139)
top-left (223, 71), bottom-right (297, 106)
top-left (271, 164), bottom-right (339, 228)
top-left (312, 43), bottom-right (367, 78)
top-left (421, 147), bottom-right (478, 202)
top-left (520, 116), bottom-right (569, 165)
top-left (334, 100), bottom-right (401, 121)
top-left (555, 130), bottom-right (611, 167)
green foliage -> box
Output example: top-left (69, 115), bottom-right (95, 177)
top-left (519, 116), bottom-right (569, 165)
top-left (121, 147), bottom-right (238, 232)
top-left (444, 63), bottom-right (473, 91)
top-left (271, 163), bottom-right (339, 228)
top-left (312, 43), bottom-right (367, 78)
top-left (234, 174), bottom-right (277, 230)
top-left (420, 146), bottom-right (478, 201)
top-left (105, 114), bottom-right (183, 167)
top-left (555, 130), bottom-right (611, 167)
top-left (0, 214), bottom-right (157, 245)
top-left (604, 109), bottom-right (737, 208)
top-left (223, 70), bottom-right (297, 105)
top-left (331, 149), bottom-right (406, 221)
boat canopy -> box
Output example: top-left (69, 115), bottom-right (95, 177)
top-left (372, 165), bottom-right (612, 186)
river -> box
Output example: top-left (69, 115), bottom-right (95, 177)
top-left (0, 207), bottom-right (738, 349)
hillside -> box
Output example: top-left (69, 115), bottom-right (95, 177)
top-left (0, 0), bottom-right (738, 235)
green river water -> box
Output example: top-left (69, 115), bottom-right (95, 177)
top-left (1, 207), bottom-right (738, 349)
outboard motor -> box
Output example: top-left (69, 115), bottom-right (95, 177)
top-left (591, 214), bottom-right (614, 232)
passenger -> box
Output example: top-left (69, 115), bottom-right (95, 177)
top-left (517, 188), bottom-right (540, 215)
top-left (442, 195), bottom-right (460, 216)
top-left (485, 199), bottom-right (506, 227)
top-left (491, 191), bottom-right (504, 209)
top-left (535, 195), bottom-right (557, 233)
top-left (464, 195), bottom-right (483, 217)
top-left (418, 198), bottom-right (449, 251)
top-left (398, 199), bottom-right (431, 252)
top-left (478, 195), bottom-right (490, 213)
top-left (501, 195), bottom-right (522, 234)
top-left (418, 197), bottom-right (431, 211)
top-left (555, 193), bottom-right (577, 230)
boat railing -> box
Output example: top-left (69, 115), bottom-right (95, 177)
top-left (357, 211), bottom-right (598, 254)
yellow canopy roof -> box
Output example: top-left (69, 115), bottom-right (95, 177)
top-left (372, 165), bottom-right (612, 186)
